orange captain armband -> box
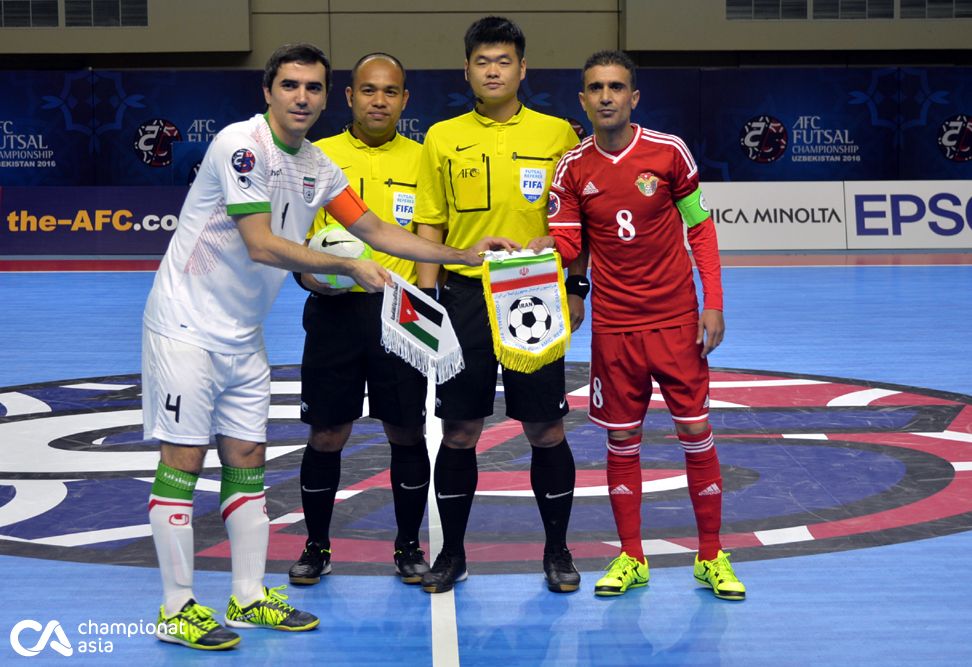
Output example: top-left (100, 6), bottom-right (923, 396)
top-left (323, 186), bottom-right (369, 226)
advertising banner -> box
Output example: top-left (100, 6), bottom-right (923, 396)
top-left (845, 180), bottom-right (972, 249)
top-left (703, 181), bottom-right (846, 250)
top-left (0, 186), bottom-right (186, 255)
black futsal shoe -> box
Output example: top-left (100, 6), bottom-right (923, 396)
top-left (543, 546), bottom-right (581, 593)
top-left (288, 540), bottom-right (332, 585)
top-left (421, 551), bottom-right (468, 594)
top-left (394, 542), bottom-right (431, 584)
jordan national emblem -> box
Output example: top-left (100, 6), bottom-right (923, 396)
top-left (635, 172), bottom-right (658, 197)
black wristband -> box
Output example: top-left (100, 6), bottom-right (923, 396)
top-left (419, 287), bottom-right (438, 300)
top-left (564, 274), bottom-right (590, 299)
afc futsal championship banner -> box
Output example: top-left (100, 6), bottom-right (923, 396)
top-left (2, 67), bottom-right (970, 189)
top-left (699, 67), bottom-right (972, 182)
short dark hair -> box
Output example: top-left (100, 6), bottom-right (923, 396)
top-left (582, 50), bottom-right (637, 90)
top-left (263, 43), bottom-right (332, 93)
top-left (464, 16), bottom-right (525, 60)
top-left (351, 52), bottom-right (407, 89)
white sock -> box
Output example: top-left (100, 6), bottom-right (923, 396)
top-left (149, 494), bottom-right (195, 616)
top-left (222, 486), bottom-right (269, 606)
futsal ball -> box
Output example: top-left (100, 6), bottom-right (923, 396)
top-left (307, 223), bottom-right (373, 289)
top-left (507, 296), bottom-right (552, 344)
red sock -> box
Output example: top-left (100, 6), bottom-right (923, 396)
top-left (681, 427), bottom-right (723, 561)
top-left (606, 435), bottom-right (643, 560)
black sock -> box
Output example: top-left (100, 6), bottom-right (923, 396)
top-left (299, 445), bottom-right (341, 549)
top-left (433, 445), bottom-right (477, 556)
top-left (389, 439), bottom-right (430, 548)
top-left (530, 439), bottom-right (575, 552)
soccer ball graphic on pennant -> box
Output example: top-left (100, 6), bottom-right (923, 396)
top-left (308, 222), bottom-right (373, 289)
top-left (507, 296), bottom-right (552, 344)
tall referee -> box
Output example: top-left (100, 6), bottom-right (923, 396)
top-left (413, 16), bottom-right (583, 594)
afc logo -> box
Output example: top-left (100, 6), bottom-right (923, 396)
top-left (133, 119), bottom-right (182, 168)
top-left (231, 148), bottom-right (256, 174)
top-left (458, 167), bottom-right (481, 178)
top-left (739, 114), bottom-right (788, 163)
top-left (548, 191), bottom-right (561, 218)
top-left (937, 114), bottom-right (972, 162)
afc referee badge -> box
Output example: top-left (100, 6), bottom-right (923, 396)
top-left (635, 172), bottom-right (659, 197)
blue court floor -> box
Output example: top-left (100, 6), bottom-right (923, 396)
top-left (1, 260), bottom-right (971, 665)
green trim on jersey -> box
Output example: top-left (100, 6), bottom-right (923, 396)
top-left (262, 112), bottom-right (300, 155)
top-left (675, 187), bottom-right (710, 228)
top-left (151, 462), bottom-right (198, 501)
top-left (227, 202), bottom-right (271, 216)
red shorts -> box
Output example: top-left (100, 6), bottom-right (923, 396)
top-left (588, 324), bottom-right (710, 430)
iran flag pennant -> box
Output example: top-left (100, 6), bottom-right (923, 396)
top-left (381, 272), bottom-right (463, 383)
top-left (481, 249), bottom-right (570, 374)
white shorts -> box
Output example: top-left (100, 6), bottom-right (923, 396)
top-left (142, 327), bottom-right (271, 445)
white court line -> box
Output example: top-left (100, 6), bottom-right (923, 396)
top-left (915, 431), bottom-right (972, 444)
top-left (426, 371), bottom-right (460, 667)
top-left (61, 383), bottom-right (135, 391)
top-left (953, 462), bottom-right (972, 471)
top-left (826, 388), bottom-right (899, 406)
top-left (755, 525), bottom-right (815, 545)
top-left (0, 391), bottom-right (51, 416)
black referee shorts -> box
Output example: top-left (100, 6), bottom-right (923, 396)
top-left (435, 271), bottom-right (568, 423)
top-left (300, 291), bottom-right (427, 428)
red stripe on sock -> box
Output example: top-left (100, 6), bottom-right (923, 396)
top-left (220, 493), bottom-right (266, 521)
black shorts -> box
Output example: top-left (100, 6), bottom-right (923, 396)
top-left (300, 292), bottom-right (427, 428)
top-left (435, 272), bottom-right (568, 423)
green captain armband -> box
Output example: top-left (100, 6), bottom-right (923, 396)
top-left (675, 187), bottom-right (710, 228)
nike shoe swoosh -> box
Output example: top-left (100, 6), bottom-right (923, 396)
top-left (301, 486), bottom-right (332, 493)
top-left (545, 490), bottom-right (573, 499)
top-left (455, 143), bottom-right (477, 152)
top-left (436, 492), bottom-right (466, 499)
top-left (400, 481), bottom-right (429, 490)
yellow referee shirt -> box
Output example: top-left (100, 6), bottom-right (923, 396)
top-left (414, 105), bottom-right (578, 278)
top-left (311, 129), bottom-right (422, 288)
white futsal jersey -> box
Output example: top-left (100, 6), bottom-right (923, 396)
top-left (144, 113), bottom-right (348, 353)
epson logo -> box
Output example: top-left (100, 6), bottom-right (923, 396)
top-left (855, 193), bottom-right (972, 236)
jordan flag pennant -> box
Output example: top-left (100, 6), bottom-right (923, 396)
top-left (381, 272), bottom-right (463, 383)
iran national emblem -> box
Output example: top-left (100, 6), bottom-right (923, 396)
top-left (303, 176), bottom-right (316, 203)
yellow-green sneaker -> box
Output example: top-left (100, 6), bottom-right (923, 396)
top-left (225, 585), bottom-right (320, 631)
top-left (594, 552), bottom-right (649, 597)
top-left (694, 550), bottom-right (746, 601)
top-left (155, 599), bottom-right (241, 650)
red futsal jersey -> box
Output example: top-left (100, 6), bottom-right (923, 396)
top-left (548, 125), bottom-right (721, 333)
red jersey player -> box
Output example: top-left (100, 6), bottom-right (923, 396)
top-left (528, 50), bottom-right (745, 601)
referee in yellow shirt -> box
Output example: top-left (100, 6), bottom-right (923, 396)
top-left (288, 53), bottom-right (432, 587)
top-left (414, 16), bottom-right (582, 594)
